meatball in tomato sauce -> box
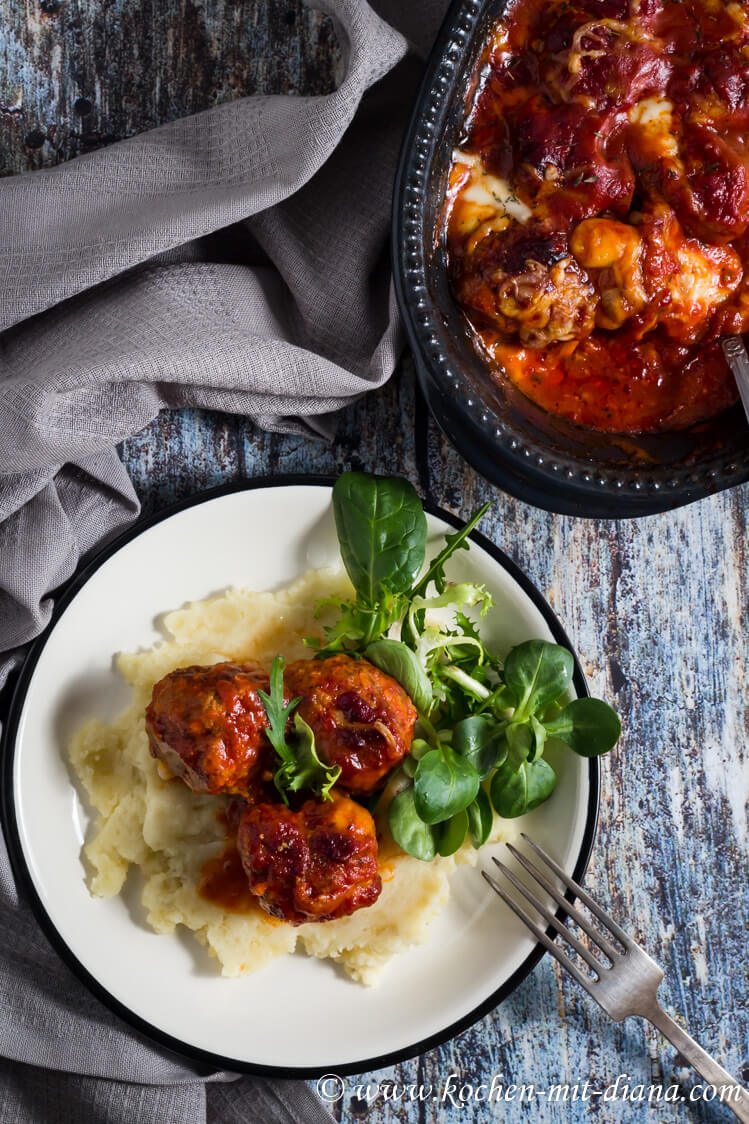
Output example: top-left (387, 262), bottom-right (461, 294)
top-left (285, 654), bottom-right (417, 795)
top-left (145, 661), bottom-right (274, 796)
top-left (237, 792), bottom-right (381, 924)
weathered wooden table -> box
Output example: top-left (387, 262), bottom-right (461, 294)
top-left (3, 2), bottom-right (747, 1122)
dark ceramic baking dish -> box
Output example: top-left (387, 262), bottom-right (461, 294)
top-left (392, 0), bottom-right (749, 518)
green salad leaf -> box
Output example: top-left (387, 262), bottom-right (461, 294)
top-left (437, 810), bottom-right (469, 856)
top-left (257, 656), bottom-right (341, 802)
top-left (334, 472), bottom-right (427, 603)
top-left (364, 638), bottom-right (433, 714)
top-left (310, 473), bottom-right (428, 652)
top-left (503, 640), bottom-right (574, 720)
top-left (452, 715), bottom-right (507, 778)
top-left (543, 696), bottom-right (622, 757)
top-left (490, 756), bottom-right (557, 818)
top-left (413, 745), bottom-right (480, 825)
top-left (388, 786), bottom-right (437, 861)
top-left (409, 502), bottom-right (491, 599)
top-left (467, 787), bottom-right (494, 848)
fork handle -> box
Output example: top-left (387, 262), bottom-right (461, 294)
top-left (645, 1004), bottom-right (749, 1123)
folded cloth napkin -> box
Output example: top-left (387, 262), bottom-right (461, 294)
top-left (0, 0), bottom-right (447, 1118)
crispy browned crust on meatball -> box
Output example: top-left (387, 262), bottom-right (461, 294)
top-left (237, 792), bottom-right (382, 924)
top-left (455, 229), bottom-right (598, 348)
top-left (284, 654), bottom-right (418, 795)
top-left (145, 661), bottom-right (274, 796)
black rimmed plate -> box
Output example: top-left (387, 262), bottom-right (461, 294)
top-left (1, 477), bottom-right (599, 1075)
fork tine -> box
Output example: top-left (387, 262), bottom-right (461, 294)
top-left (520, 833), bottom-right (632, 949)
top-left (494, 858), bottom-right (604, 975)
top-left (481, 870), bottom-right (596, 996)
top-left (503, 845), bottom-right (620, 964)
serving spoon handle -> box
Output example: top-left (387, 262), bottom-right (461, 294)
top-left (721, 335), bottom-right (749, 424)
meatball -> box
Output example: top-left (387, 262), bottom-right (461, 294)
top-left (284, 654), bottom-right (417, 794)
top-left (455, 228), bottom-right (598, 348)
top-left (237, 792), bottom-right (382, 924)
top-left (655, 127), bottom-right (749, 244)
top-left (145, 661), bottom-right (274, 796)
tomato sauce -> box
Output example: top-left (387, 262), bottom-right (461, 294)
top-left (446, 0), bottom-right (749, 433)
top-left (198, 842), bottom-right (258, 914)
top-left (198, 802), bottom-right (258, 915)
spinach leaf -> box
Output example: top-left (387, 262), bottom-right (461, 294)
top-left (388, 786), bottom-right (437, 860)
top-left (490, 759), bottom-right (526, 818)
top-left (544, 697), bottom-right (621, 757)
top-left (333, 473), bottom-right (427, 604)
top-left (490, 756), bottom-right (557, 818)
top-left (258, 657), bottom-right (340, 801)
top-left (503, 640), bottom-right (574, 720)
top-left (364, 638), bottom-right (433, 713)
top-left (437, 810), bottom-right (469, 856)
top-left (467, 787), bottom-right (493, 848)
top-left (413, 746), bottom-right (480, 824)
top-left (452, 715), bottom-right (506, 779)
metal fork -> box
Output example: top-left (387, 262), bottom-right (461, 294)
top-left (483, 834), bottom-right (749, 1122)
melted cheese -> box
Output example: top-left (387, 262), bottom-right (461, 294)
top-left (668, 242), bottom-right (739, 320)
top-left (635, 204), bottom-right (745, 339)
top-left (628, 98), bottom-right (679, 157)
top-left (453, 151), bottom-right (532, 232)
top-left (726, 1), bottom-right (748, 28)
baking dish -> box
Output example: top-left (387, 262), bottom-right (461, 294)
top-left (392, 0), bottom-right (749, 518)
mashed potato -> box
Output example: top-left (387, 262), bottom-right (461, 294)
top-left (68, 567), bottom-right (509, 986)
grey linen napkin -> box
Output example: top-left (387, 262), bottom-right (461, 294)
top-left (0, 0), bottom-right (447, 1119)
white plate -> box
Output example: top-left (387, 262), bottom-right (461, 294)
top-left (2, 479), bottom-right (598, 1074)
